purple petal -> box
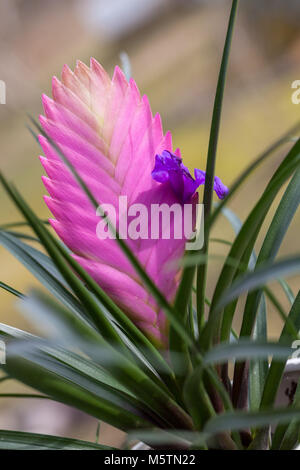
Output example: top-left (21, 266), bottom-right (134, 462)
top-left (152, 151), bottom-right (228, 202)
top-left (213, 175), bottom-right (229, 200)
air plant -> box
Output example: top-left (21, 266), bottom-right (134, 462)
top-left (0, 0), bottom-right (300, 450)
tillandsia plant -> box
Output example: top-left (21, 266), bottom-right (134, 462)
top-left (0, 0), bottom-right (300, 451)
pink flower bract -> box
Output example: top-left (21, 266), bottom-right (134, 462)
top-left (39, 58), bottom-right (196, 347)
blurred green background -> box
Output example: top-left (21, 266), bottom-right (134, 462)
top-left (0, 0), bottom-right (299, 446)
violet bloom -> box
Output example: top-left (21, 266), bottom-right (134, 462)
top-left (152, 150), bottom-right (228, 202)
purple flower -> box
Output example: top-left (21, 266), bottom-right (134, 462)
top-left (152, 150), bottom-right (228, 202)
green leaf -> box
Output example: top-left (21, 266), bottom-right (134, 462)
top-left (183, 358), bottom-right (242, 447)
top-left (183, 364), bottom-right (216, 430)
top-left (0, 280), bottom-right (24, 298)
top-left (1, 323), bottom-right (152, 430)
top-left (179, 252), bottom-right (247, 270)
top-left (210, 237), bottom-right (232, 247)
top-left (0, 393), bottom-right (48, 399)
top-left (0, 231), bottom-right (66, 285)
top-left (232, 166), bottom-right (300, 401)
top-left (0, 212), bottom-right (177, 397)
top-left (217, 208), bottom-right (269, 411)
top-left (197, 0), bottom-right (240, 330)
top-left (264, 287), bottom-right (299, 340)
top-left (249, 296), bottom-right (269, 411)
top-left (3, 352), bottom-right (149, 432)
top-left (223, 164), bottom-right (300, 343)
top-left (215, 256), bottom-right (300, 312)
top-left (0, 322), bottom-right (133, 397)
top-left (3, 230), bottom-right (40, 243)
top-left (170, 265), bottom-right (195, 386)
top-left (17, 290), bottom-right (166, 394)
top-left (0, 430), bottom-right (116, 450)
top-left (0, 220), bottom-right (49, 230)
top-left (278, 278), bottom-right (295, 305)
top-left (0, 231), bottom-right (85, 318)
top-left (204, 407), bottom-right (300, 435)
top-left (231, 166), bottom-right (300, 409)
top-left (1, 324), bottom-right (181, 433)
top-left (272, 379), bottom-right (300, 450)
top-left (218, 207), bottom-right (257, 346)
top-left (0, 175), bottom-right (136, 356)
top-left (204, 137), bottom-right (300, 349)
top-left (260, 291), bottom-right (300, 409)
top-left (209, 120), bottom-right (300, 228)
top-left (203, 340), bottom-right (292, 365)
top-left (14, 291), bottom-right (193, 431)
top-left (0, 323), bottom-right (156, 429)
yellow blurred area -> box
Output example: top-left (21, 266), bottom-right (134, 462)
top-left (0, 0), bottom-right (299, 445)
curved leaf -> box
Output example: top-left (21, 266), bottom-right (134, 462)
top-left (216, 256), bottom-right (300, 312)
top-left (0, 430), bottom-right (115, 450)
top-left (204, 137), bottom-right (300, 349)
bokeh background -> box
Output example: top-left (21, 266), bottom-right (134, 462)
top-left (0, 0), bottom-right (299, 447)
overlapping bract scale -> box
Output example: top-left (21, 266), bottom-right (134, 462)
top-left (39, 58), bottom-right (190, 347)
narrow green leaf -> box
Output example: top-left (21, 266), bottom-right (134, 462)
top-left (0, 393), bottom-right (48, 399)
top-left (273, 379), bottom-right (300, 450)
top-left (220, 207), bottom-right (269, 409)
top-left (209, 120), bottom-right (300, 228)
top-left (1, 324), bottom-right (152, 430)
top-left (0, 215), bottom-right (178, 396)
top-left (183, 358), bottom-right (242, 447)
top-left (95, 420), bottom-right (101, 444)
top-left (0, 322), bottom-right (133, 397)
top-left (0, 281), bottom-right (24, 299)
top-left (0, 220), bottom-right (49, 229)
top-left (14, 291), bottom-right (193, 430)
top-left (203, 340), bottom-right (292, 365)
top-left (264, 287), bottom-right (299, 340)
top-left (204, 138), bottom-right (300, 349)
top-left (0, 231), bottom-right (84, 317)
top-left (214, 207), bottom-right (256, 344)
top-left (3, 230), bottom-right (40, 243)
top-left (3, 353), bottom-right (149, 431)
top-left (215, 256), bottom-right (300, 313)
top-left (197, 0), bottom-right (239, 330)
top-left (232, 161), bottom-right (300, 406)
top-left (183, 364), bottom-right (216, 430)
top-left (204, 407), bottom-right (300, 435)
top-left (236, 165), bottom-right (300, 342)
top-left (17, 290), bottom-right (170, 397)
top-left (260, 291), bottom-right (300, 409)
top-left (249, 295), bottom-right (269, 411)
top-left (278, 278), bottom-right (295, 305)
top-left (170, 266), bottom-right (195, 385)
top-left (210, 237), bottom-right (232, 246)
top-left (0, 430), bottom-right (115, 450)
top-left (0, 175), bottom-right (136, 356)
